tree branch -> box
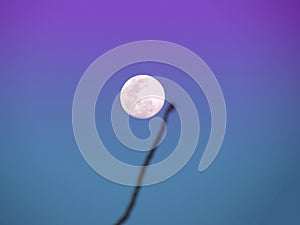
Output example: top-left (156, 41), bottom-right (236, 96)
top-left (114, 103), bottom-right (175, 225)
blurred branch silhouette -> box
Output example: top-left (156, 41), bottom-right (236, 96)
top-left (114, 103), bottom-right (175, 225)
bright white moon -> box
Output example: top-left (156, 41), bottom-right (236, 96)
top-left (120, 75), bottom-right (165, 119)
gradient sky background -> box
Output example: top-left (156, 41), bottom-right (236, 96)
top-left (1, 0), bottom-right (300, 224)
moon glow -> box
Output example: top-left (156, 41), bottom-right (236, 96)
top-left (120, 75), bottom-right (165, 119)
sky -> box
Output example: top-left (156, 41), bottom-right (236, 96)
top-left (0, 0), bottom-right (300, 224)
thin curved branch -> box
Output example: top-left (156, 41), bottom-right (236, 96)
top-left (114, 103), bottom-right (175, 225)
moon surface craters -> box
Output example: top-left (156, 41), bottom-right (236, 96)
top-left (120, 75), bottom-right (165, 119)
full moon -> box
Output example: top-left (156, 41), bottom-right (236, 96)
top-left (120, 75), bottom-right (165, 119)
